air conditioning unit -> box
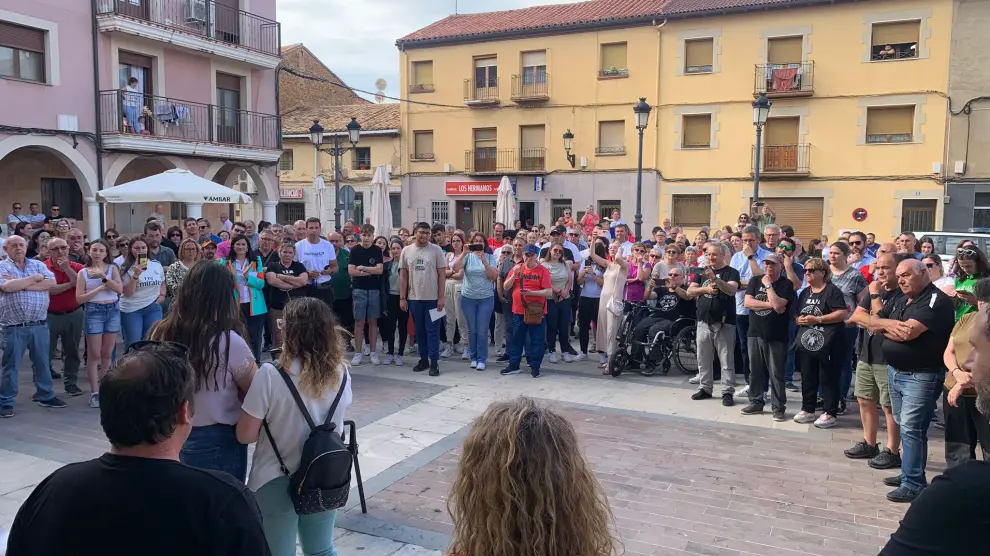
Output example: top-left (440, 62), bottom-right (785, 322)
top-left (443, 163), bottom-right (452, 173)
top-left (186, 0), bottom-right (207, 22)
top-left (237, 170), bottom-right (257, 194)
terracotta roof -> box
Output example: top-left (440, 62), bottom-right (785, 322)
top-left (278, 44), bottom-right (369, 121)
top-left (281, 103), bottom-right (400, 136)
top-left (397, 0), bottom-right (853, 46)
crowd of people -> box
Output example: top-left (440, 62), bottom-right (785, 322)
top-left (3, 199), bottom-right (990, 554)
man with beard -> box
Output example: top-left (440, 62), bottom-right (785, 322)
top-left (880, 301), bottom-right (990, 553)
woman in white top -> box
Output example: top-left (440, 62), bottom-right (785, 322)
top-left (150, 261), bottom-right (258, 481)
top-left (442, 231), bottom-right (470, 359)
top-left (75, 239), bottom-right (123, 409)
top-left (237, 297), bottom-right (352, 556)
top-left (924, 254), bottom-right (954, 291)
top-left (120, 236), bottom-right (166, 348)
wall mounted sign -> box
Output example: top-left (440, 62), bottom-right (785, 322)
top-left (852, 208), bottom-right (868, 222)
top-left (445, 181), bottom-right (499, 195)
top-left (280, 188), bottom-right (304, 200)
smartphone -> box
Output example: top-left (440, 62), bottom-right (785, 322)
top-left (753, 201), bottom-right (765, 208)
top-left (469, 244), bottom-right (484, 252)
top-left (137, 255), bottom-right (148, 266)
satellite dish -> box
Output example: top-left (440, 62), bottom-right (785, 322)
top-left (375, 78), bottom-right (387, 103)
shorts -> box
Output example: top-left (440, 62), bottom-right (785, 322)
top-left (84, 301), bottom-right (122, 335)
top-left (352, 288), bottom-right (382, 320)
top-left (854, 361), bottom-right (890, 407)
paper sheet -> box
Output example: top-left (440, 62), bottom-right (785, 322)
top-left (429, 308), bottom-right (447, 322)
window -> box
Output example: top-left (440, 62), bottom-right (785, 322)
top-left (598, 200), bottom-right (621, 220)
top-left (0, 22), bottom-right (45, 82)
top-left (390, 192), bottom-right (402, 228)
top-left (413, 131), bottom-right (434, 160)
top-left (277, 202), bottom-right (305, 225)
top-left (671, 194), bottom-right (712, 227)
top-left (871, 21), bottom-right (920, 61)
top-left (901, 199), bottom-right (936, 232)
top-left (431, 200), bottom-right (450, 225)
top-left (411, 61), bottom-right (434, 92)
top-left (552, 199), bottom-right (572, 223)
top-left (519, 125), bottom-right (545, 171)
top-left (473, 128), bottom-right (497, 172)
top-left (599, 43), bottom-right (628, 76)
top-left (681, 114), bottom-right (712, 148)
top-left (474, 57), bottom-right (497, 88)
top-left (351, 147), bottom-right (371, 170)
top-left (974, 193), bottom-right (990, 229)
top-left (521, 50), bottom-right (547, 84)
top-left (597, 120), bottom-right (625, 155)
top-left (767, 36), bottom-right (803, 65)
top-left (170, 202), bottom-right (187, 221)
top-left (41, 178), bottom-right (82, 220)
top-left (866, 106), bottom-right (914, 143)
top-left (279, 149), bottom-right (294, 171)
top-left (684, 38), bottom-right (713, 74)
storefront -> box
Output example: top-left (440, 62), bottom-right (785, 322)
top-left (446, 180), bottom-right (498, 235)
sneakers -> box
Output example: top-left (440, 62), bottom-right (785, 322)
top-left (89, 393), bottom-right (100, 409)
top-left (735, 385), bottom-right (751, 398)
top-left (395, 355), bottom-right (404, 366)
top-left (689, 374), bottom-right (700, 385)
top-left (412, 359), bottom-right (429, 373)
top-left (785, 381), bottom-right (799, 392)
top-left (429, 363), bottom-right (440, 377)
top-left (363, 344), bottom-right (371, 356)
top-left (844, 440), bottom-right (880, 460)
top-left (740, 402), bottom-right (764, 415)
top-left (837, 399), bottom-right (847, 415)
top-left (549, 352), bottom-right (558, 364)
top-left (461, 348), bottom-right (470, 360)
top-left (496, 354), bottom-right (510, 362)
top-left (383, 354), bottom-right (394, 365)
top-left (868, 448), bottom-right (902, 470)
top-left (721, 393), bottom-right (735, 407)
top-left (575, 352), bottom-right (587, 362)
top-left (501, 365), bottom-right (521, 376)
top-left (562, 352), bottom-right (573, 363)
top-left (531, 368), bottom-right (541, 378)
top-left (469, 361), bottom-right (478, 369)
top-left (793, 410), bottom-right (816, 424)
top-left (369, 353), bottom-right (381, 366)
top-left (440, 345), bottom-right (453, 358)
top-left (65, 384), bottom-right (83, 397)
top-left (814, 414), bottom-right (837, 429)
top-left (476, 362), bottom-right (486, 371)
top-left (883, 475), bottom-right (902, 487)
top-left (351, 353), bottom-right (363, 366)
top-left (37, 397), bottom-right (67, 409)
top-left (886, 485), bottom-right (920, 503)
top-left (772, 407), bottom-right (786, 422)
top-left (599, 353), bottom-right (608, 365)
top-left (691, 390), bottom-right (713, 401)
top-left (0, 406), bottom-right (13, 418)
top-left (50, 369), bottom-right (62, 380)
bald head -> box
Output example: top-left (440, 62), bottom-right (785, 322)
top-left (876, 252), bottom-right (899, 288)
top-left (876, 242), bottom-right (896, 257)
top-left (896, 258), bottom-right (930, 297)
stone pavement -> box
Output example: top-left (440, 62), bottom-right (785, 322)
top-left (0, 349), bottom-right (949, 555)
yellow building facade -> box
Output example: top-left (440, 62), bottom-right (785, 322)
top-left (397, 0), bottom-right (953, 242)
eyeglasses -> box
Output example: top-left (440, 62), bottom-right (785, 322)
top-left (124, 340), bottom-right (189, 356)
top-left (199, 225), bottom-right (207, 229)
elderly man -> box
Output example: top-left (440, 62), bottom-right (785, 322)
top-left (66, 228), bottom-right (87, 263)
top-left (870, 259), bottom-right (954, 503)
top-left (0, 236), bottom-right (66, 417)
top-left (292, 220), bottom-right (307, 242)
top-left (244, 220), bottom-right (259, 250)
top-left (730, 225), bottom-right (771, 398)
top-left (44, 238), bottom-right (85, 395)
top-left (149, 203), bottom-right (166, 226)
top-left (741, 253), bottom-right (795, 420)
top-left (688, 242), bottom-right (740, 405)
top-left (760, 224), bottom-right (782, 253)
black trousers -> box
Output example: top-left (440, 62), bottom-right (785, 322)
top-left (943, 389), bottom-right (990, 468)
top-left (331, 296), bottom-right (354, 333)
top-left (799, 351), bottom-right (841, 415)
top-left (630, 317), bottom-right (672, 361)
top-left (380, 293), bottom-right (409, 356)
top-left (577, 296), bottom-right (600, 354)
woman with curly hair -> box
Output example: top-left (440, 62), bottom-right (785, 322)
top-left (447, 397), bottom-right (616, 556)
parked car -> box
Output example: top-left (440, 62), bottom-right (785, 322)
top-left (914, 231), bottom-right (990, 274)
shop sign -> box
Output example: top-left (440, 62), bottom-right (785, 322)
top-left (445, 181), bottom-right (499, 195)
top-left (280, 188), bottom-right (304, 200)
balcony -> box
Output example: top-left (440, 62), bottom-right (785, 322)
top-left (753, 144), bottom-right (811, 177)
top-left (464, 148), bottom-right (546, 174)
top-left (754, 62), bottom-right (814, 98)
top-left (99, 90), bottom-right (281, 163)
top-left (95, 0), bottom-right (281, 69)
top-left (463, 78), bottom-right (500, 106)
top-left (511, 74), bottom-right (549, 103)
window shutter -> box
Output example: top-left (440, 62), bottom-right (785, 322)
top-left (412, 61), bottom-right (433, 85)
top-left (767, 36), bottom-right (803, 65)
top-left (764, 117), bottom-right (800, 146)
top-left (682, 115), bottom-right (711, 147)
top-left (672, 195), bottom-right (712, 227)
top-left (867, 106), bottom-right (914, 135)
top-left (598, 121), bottom-right (625, 148)
top-left (415, 131), bottom-right (434, 156)
top-left (0, 21), bottom-right (44, 52)
top-left (684, 39), bottom-right (713, 68)
top-left (600, 43), bottom-right (627, 70)
top-left (755, 197), bottom-right (824, 243)
top-left (474, 57), bottom-right (496, 68)
top-left (520, 125), bottom-right (545, 149)
top-left (521, 50), bottom-right (546, 67)
top-left (872, 21), bottom-right (920, 45)
top-left (474, 128), bottom-right (497, 148)
top-left (119, 51), bottom-right (153, 68)
top-left (216, 72), bottom-right (241, 90)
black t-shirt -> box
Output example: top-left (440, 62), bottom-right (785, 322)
top-left (651, 286), bottom-right (694, 322)
top-left (880, 461), bottom-right (990, 555)
top-left (795, 283), bottom-right (847, 357)
top-left (878, 283), bottom-right (955, 371)
top-left (7, 453), bottom-right (269, 556)
top-left (745, 274), bottom-right (794, 342)
top-left (266, 260), bottom-right (308, 310)
top-left (349, 244), bottom-right (384, 290)
top-left (857, 289), bottom-right (899, 365)
top-left (691, 265), bottom-right (740, 325)
top-left (539, 244), bottom-right (575, 263)
top-left (253, 248), bottom-right (280, 269)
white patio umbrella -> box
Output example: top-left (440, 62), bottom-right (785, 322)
top-left (494, 175), bottom-right (516, 228)
top-left (368, 165), bottom-right (393, 238)
top-left (97, 168), bottom-right (252, 204)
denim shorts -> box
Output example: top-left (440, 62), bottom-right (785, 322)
top-left (84, 301), bottom-right (121, 335)
top-left (352, 288), bottom-right (382, 320)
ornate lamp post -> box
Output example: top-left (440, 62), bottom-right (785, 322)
top-left (632, 97), bottom-right (652, 240)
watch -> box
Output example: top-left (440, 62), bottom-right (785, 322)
top-left (869, 293), bottom-right (881, 300)
top-left (101, 277), bottom-right (108, 284)
top-left (747, 255), bottom-right (754, 260)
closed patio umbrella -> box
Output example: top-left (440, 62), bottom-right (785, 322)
top-left (494, 175), bottom-right (515, 229)
top-left (368, 165), bottom-right (393, 238)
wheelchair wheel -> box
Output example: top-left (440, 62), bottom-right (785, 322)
top-left (672, 325), bottom-right (699, 375)
top-left (608, 350), bottom-right (629, 377)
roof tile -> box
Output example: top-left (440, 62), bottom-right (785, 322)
top-left (281, 103), bottom-right (400, 136)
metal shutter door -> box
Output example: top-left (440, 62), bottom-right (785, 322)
top-left (759, 197), bottom-right (823, 244)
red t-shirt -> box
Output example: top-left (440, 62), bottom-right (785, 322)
top-left (487, 237), bottom-right (504, 250)
top-left (511, 263), bottom-right (552, 315)
top-left (45, 259), bottom-right (85, 313)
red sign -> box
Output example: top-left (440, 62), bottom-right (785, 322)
top-left (445, 181), bottom-right (499, 196)
top-left (279, 188), bottom-right (304, 200)
top-left (852, 208), bottom-right (868, 222)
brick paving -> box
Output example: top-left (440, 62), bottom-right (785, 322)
top-left (347, 405), bottom-right (946, 556)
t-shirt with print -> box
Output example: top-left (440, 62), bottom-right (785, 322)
top-left (294, 239), bottom-right (336, 286)
top-left (120, 260), bottom-right (164, 313)
top-left (857, 289), bottom-right (898, 366)
top-left (265, 261), bottom-right (308, 311)
top-left (511, 263), bottom-right (552, 316)
top-left (745, 274), bottom-right (794, 342)
top-left (651, 286), bottom-right (694, 322)
top-left (794, 283), bottom-right (847, 357)
top-left (691, 265), bottom-right (740, 325)
top-left (348, 244), bottom-right (384, 291)
top-left (397, 243), bottom-right (446, 301)
top-left (878, 282), bottom-right (955, 371)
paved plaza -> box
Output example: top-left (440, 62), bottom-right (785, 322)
top-left (0, 352), bottom-right (946, 555)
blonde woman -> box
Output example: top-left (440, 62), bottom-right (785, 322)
top-left (588, 236), bottom-right (629, 374)
top-left (75, 239), bottom-right (123, 408)
top-left (442, 231), bottom-right (470, 359)
top-left (447, 397), bottom-right (616, 556)
top-left (165, 237), bottom-right (200, 300)
top-left (236, 297), bottom-right (353, 556)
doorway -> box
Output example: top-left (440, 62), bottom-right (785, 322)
top-left (455, 200), bottom-right (494, 236)
top-left (518, 201), bottom-right (537, 227)
top-left (216, 73), bottom-right (241, 144)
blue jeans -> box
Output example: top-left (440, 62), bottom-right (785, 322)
top-left (508, 313), bottom-right (546, 370)
top-left (255, 476), bottom-right (338, 556)
top-left (1, 324), bottom-right (55, 407)
top-left (461, 295), bottom-right (494, 364)
top-left (408, 299), bottom-right (440, 364)
top-left (180, 423), bottom-right (247, 482)
top-left (545, 297), bottom-right (573, 354)
top-left (121, 301), bottom-right (163, 348)
top-left (888, 367), bottom-right (944, 493)
top-left (839, 327), bottom-right (858, 400)
top-left (784, 319), bottom-right (798, 382)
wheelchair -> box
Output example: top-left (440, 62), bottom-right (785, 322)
top-left (608, 302), bottom-right (699, 377)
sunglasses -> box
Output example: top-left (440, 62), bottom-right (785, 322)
top-left (199, 225), bottom-right (207, 229)
top-left (13, 206), bottom-right (22, 210)
top-left (125, 340), bottom-right (189, 356)
top-left (117, 242), bottom-right (130, 248)
top-left (106, 234), bottom-right (119, 240)
top-left (925, 263), bottom-right (937, 269)
top-left (850, 240), bottom-right (863, 246)
top-left (777, 244), bottom-right (793, 252)
top-left (958, 248), bottom-right (977, 257)
top-left (804, 267), bottom-right (825, 273)
top-left (649, 253), bottom-right (660, 257)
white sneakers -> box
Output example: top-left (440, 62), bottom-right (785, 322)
top-left (689, 374), bottom-right (700, 384)
top-left (89, 393), bottom-right (100, 409)
top-left (440, 344), bottom-right (453, 358)
top-left (369, 353), bottom-right (380, 365)
top-left (469, 361), bottom-right (478, 369)
top-left (351, 353), bottom-right (362, 366)
top-left (363, 344), bottom-right (371, 356)
top-left (575, 352), bottom-right (587, 361)
top-left (562, 353), bottom-right (574, 363)
top-left (382, 354), bottom-right (393, 365)
top-left (735, 385), bottom-right (751, 398)
top-left (395, 355), bottom-right (404, 366)
top-left (793, 411), bottom-right (816, 424)
top-left (461, 348), bottom-right (471, 360)
top-left (549, 352), bottom-right (559, 364)
top-left (476, 362), bottom-right (486, 371)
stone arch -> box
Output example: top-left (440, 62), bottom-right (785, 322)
top-left (202, 162), bottom-right (276, 202)
top-left (103, 154), bottom-right (188, 188)
top-left (0, 134), bottom-right (99, 198)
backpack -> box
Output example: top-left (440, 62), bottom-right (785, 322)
top-left (263, 363), bottom-right (352, 515)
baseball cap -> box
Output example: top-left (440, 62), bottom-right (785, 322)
top-left (550, 225), bottom-right (566, 236)
top-left (523, 243), bottom-right (540, 256)
top-left (763, 253), bottom-right (783, 265)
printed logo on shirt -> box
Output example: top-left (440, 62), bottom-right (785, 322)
top-left (701, 279), bottom-right (717, 298)
top-left (414, 257), bottom-right (426, 271)
top-left (799, 302), bottom-right (825, 352)
top-left (753, 285), bottom-right (771, 317)
top-left (657, 292), bottom-right (678, 312)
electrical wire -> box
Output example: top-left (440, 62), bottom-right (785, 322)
top-left (281, 66), bottom-right (468, 109)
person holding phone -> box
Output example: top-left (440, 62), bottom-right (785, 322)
top-left (750, 202), bottom-right (776, 232)
top-left (120, 236), bottom-right (165, 348)
top-left (456, 232), bottom-right (498, 370)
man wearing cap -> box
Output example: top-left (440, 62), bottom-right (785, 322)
top-left (539, 226), bottom-right (578, 263)
top-left (741, 253), bottom-right (795, 420)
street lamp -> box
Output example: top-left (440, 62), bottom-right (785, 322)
top-left (308, 117), bottom-right (361, 231)
top-left (632, 97), bottom-right (652, 240)
top-left (562, 129), bottom-right (576, 168)
top-left (751, 93), bottom-right (772, 207)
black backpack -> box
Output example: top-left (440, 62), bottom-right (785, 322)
top-left (263, 363), bottom-right (352, 515)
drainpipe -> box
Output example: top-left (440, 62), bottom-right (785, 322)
top-left (91, 0), bottom-right (106, 233)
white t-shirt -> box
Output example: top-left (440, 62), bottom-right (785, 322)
top-left (242, 360), bottom-right (352, 491)
top-left (120, 260), bottom-right (164, 313)
top-left (294, 239), bottom-right (337, 286)
top-left (192, 332), bottom-right (256, 427)
top-left (113, 255), bottom-right (124, 266)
